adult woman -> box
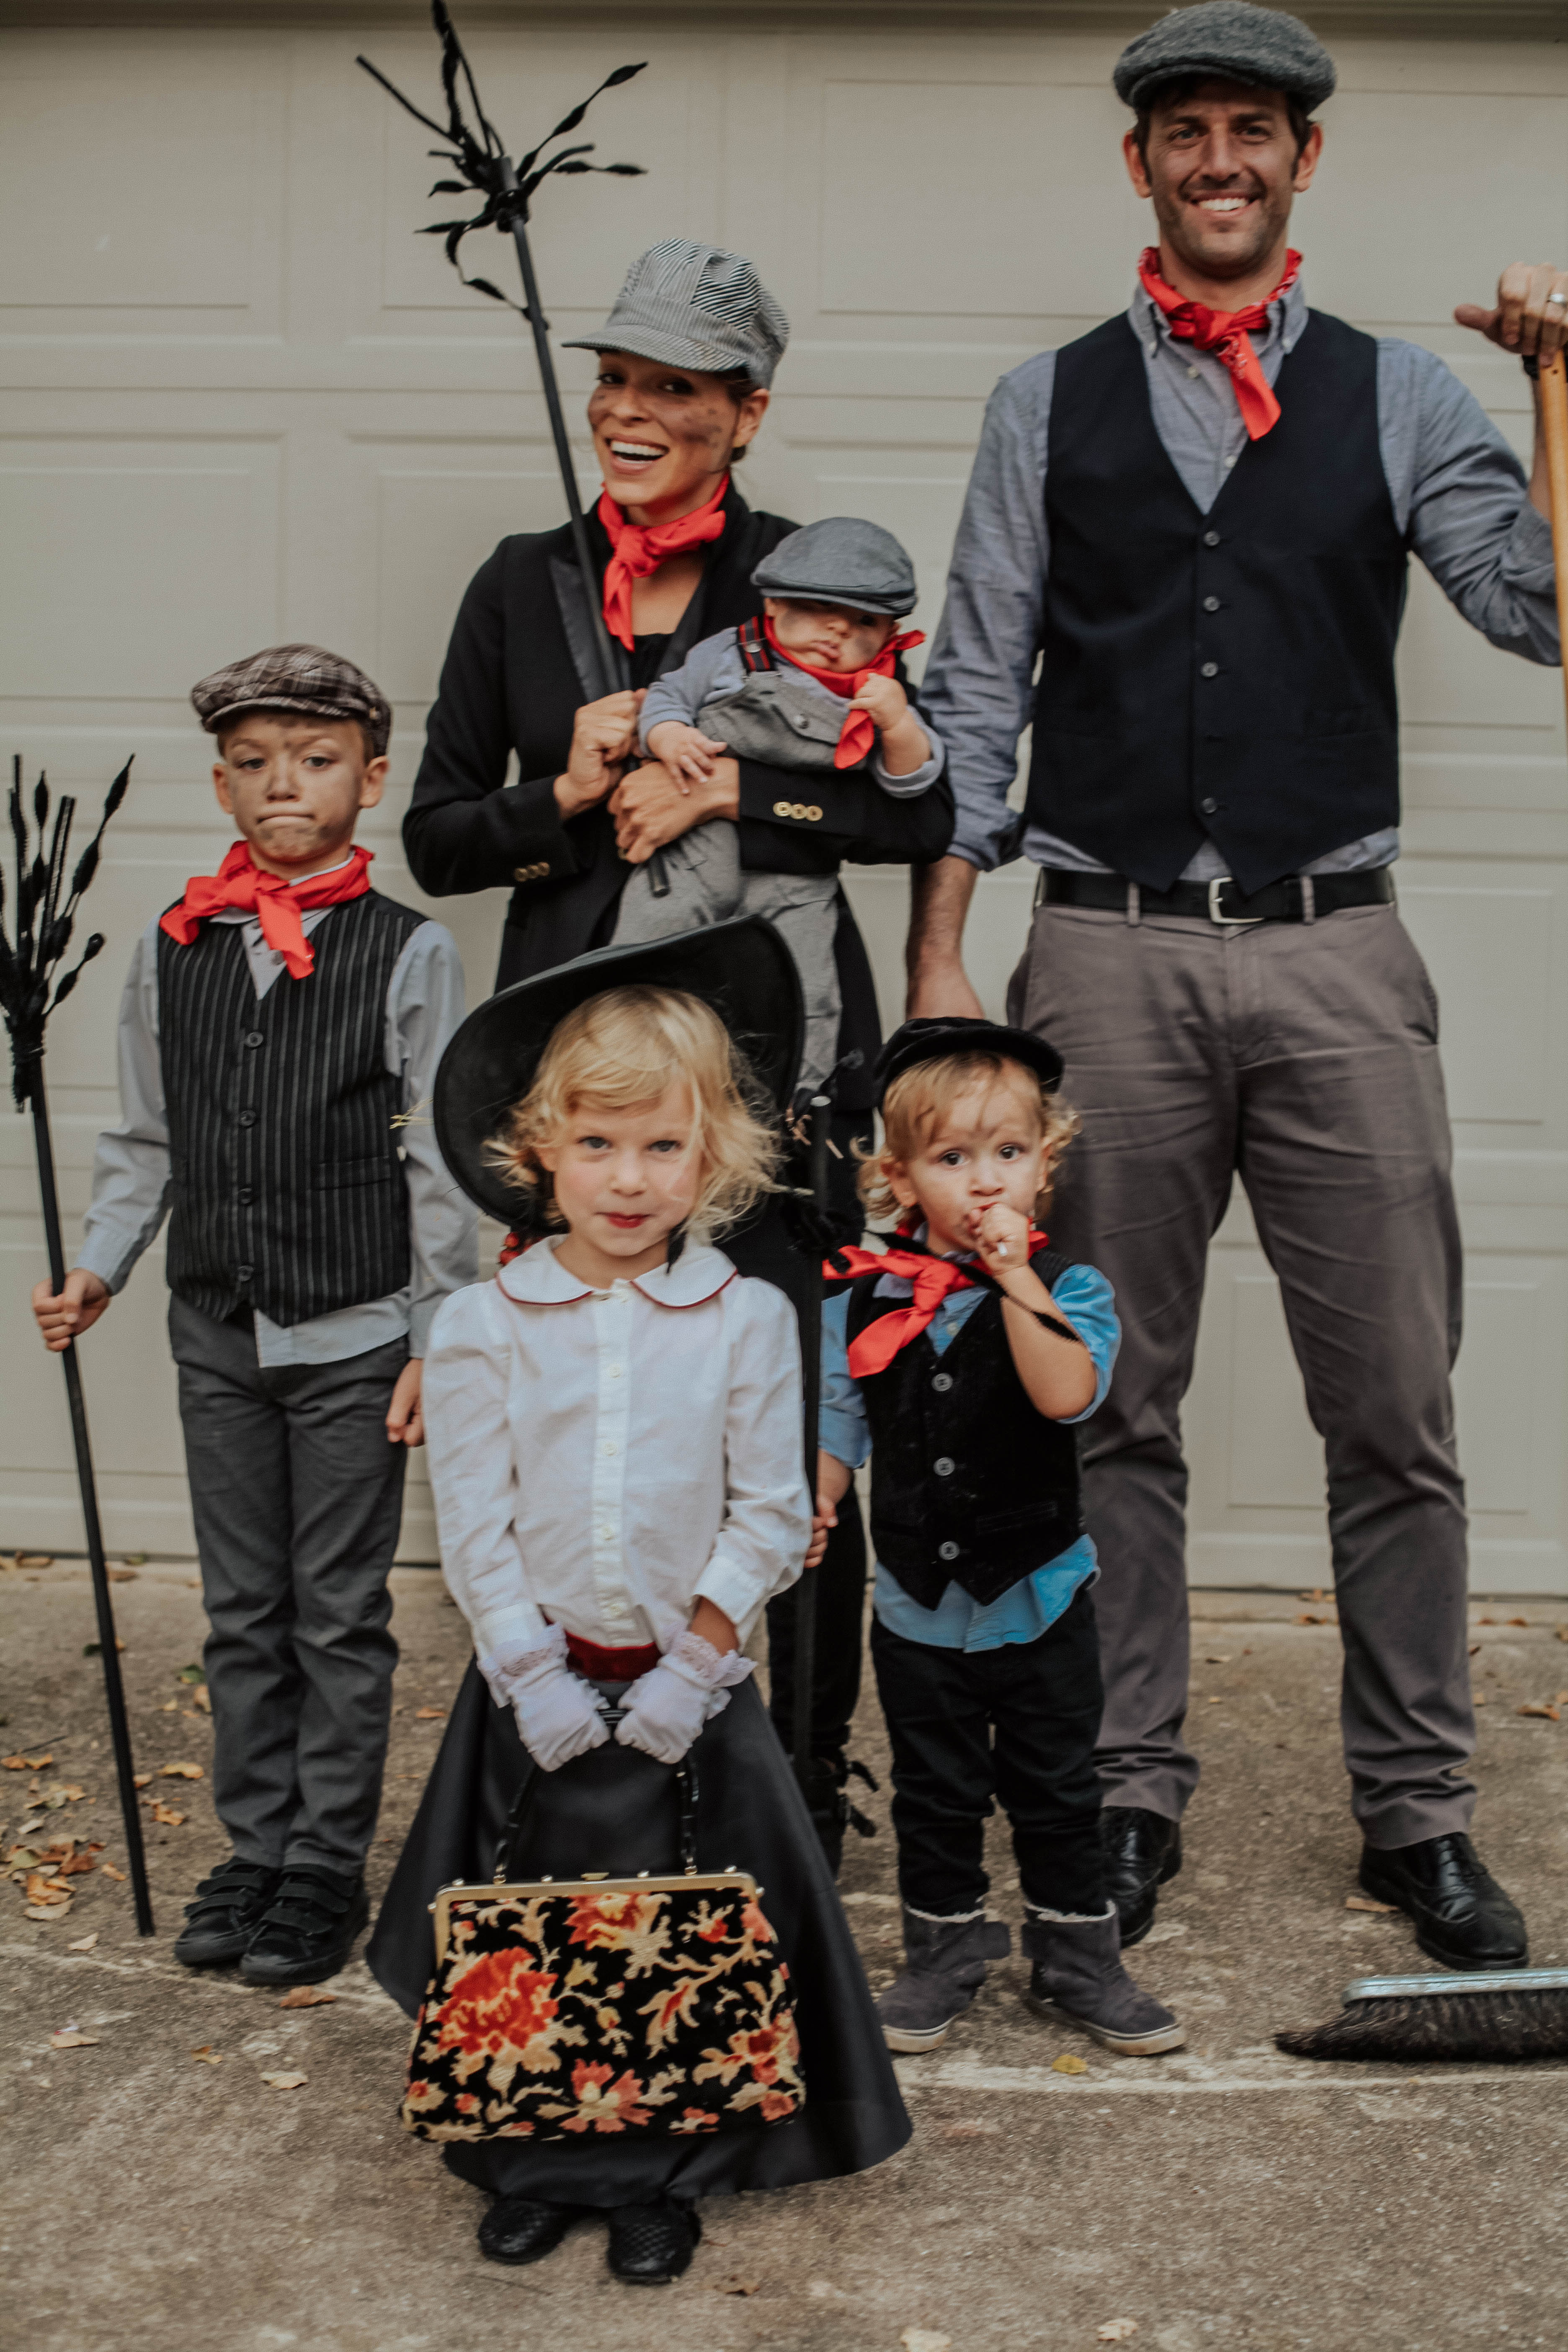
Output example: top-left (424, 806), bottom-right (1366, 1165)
top-left (405, 242), bottom-right (949, 1861)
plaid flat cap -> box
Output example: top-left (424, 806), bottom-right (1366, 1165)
top-left (190, 645), bottom-right (392, 758)
top-left (1114, 1), bottom-right (1336, 113)
top-left (561, 240), bottom-right (789, 389)
top-left (752, 517), bottom-right (918, 618)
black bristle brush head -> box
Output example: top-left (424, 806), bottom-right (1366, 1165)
top-left (1276, 1968), bottom-right (1568, 2063)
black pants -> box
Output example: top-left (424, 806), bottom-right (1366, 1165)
top-left (870, 1585), bottom-right (1106, 1918)
top-left (766, 1485), bottom-right (868, 1763)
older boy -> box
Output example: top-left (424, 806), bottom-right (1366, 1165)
top-left (816, 1016), bottom-right (1181, 2058)
top-left (33, 645), bottom-right (476, 1985)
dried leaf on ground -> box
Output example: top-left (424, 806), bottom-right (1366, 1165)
top-left (102, 1863), bottom-right (127, 1881)
top-left (260, 2070), bottom-right (308, 2090)
top-left (414, 1707), bottom-right (446, 1720)
top-left (278, 1986), bottom-right (337, 2009)
top-left (17, 1817), bottom-right (44, 1836)
top-left (1345, 1894), bottom-right (1398, 1914)
top-left (160, 1762), bottom-right (204, 1780)
top-left (1517, 1702), bottom-right (1560, 1720)
top-left (176, 1666), bottom-right (205, 1684)
top-left (191, 1687), bottom-right (211, 1715)
top-left (900, 2333), bottom-right (952, 2352)
top-left (1204, 1654), bottom-right (1233, 1664)
top-left (107, 1566), bottom-right (138, 1582)
top-left (83, 1640), bottom-right (126, 1656)
top-left (1557, 1626), bottom-right (1568, 1643)
top-left (24, 1872), bottom-right (73, 1904)
top-left (4, 1754), bottom-right (52, 1771)
top-left (49, 2026), bottom-right (99, 2048)
top-left (1473, 1692), bottom-right (1488, 1706)
top-left (1141, 1921), bottom-right (1188, 1945)
top-left (1295, 1613), bottom-right (1333, 1626)
top-left (717, 2280), bottom-right (760, 2296)
top-left (159, 1700), bottom-right (180, 1714)
top-left (149, 1801), bottom-right (186, 1826)
top-left (1098, 2325), bottom-right (1140, 2344)
top-left (1050, 2053), bottom-right (1089, 2075)
top-left (66, 1931), bottom-right (99, 1952)
top-left (132, 1773), bottom-right (151, 1789)
top-left (15, 1554), bottom-right (54, 1568)
top-left (24, 1901), bottom-right (70, 1921)
top-left (191, 2046), bottom-right (223, 2065)
top-left (58, 1845), bottom-right (101, 1876)
top-left (1507, 1617), bottom-right (1529, 1627)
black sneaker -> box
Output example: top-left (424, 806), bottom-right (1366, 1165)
top-left (239, 1864), bottom-right (370, 1988)
top-left (173, 1857), bottom-right (281, 1969)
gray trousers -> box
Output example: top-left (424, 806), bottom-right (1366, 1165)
top-left (1007, 899), bottom-right (1476, 1850)
top-left (613, 820), bottom-right (841, 1091)
top-left (168, 1296), bottom-right (409, 1872)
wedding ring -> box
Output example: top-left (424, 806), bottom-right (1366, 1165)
top-left (1549, 289), bottom-right (1567, 306)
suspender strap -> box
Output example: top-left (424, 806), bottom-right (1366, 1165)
top-left (735, 615), bottom-right (775, 674)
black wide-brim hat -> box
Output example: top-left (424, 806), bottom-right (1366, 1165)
top-left (434, 916), bottom-right (805, 1225)
top-left (872, 1016), bottom-right (1064, 1109)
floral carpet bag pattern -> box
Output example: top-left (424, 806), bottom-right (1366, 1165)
top-left (400, 1728), bottom-right (805, 2143)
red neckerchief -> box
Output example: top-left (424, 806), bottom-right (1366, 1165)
top-left (596, 479), bottom-right (730, 651)
top-left (1137, 246), bottom-right (1301, 441)
top-left (827, 1225), bottom-right (1050, 1377)
top-left (159, 842), bottom-right (373, 980)
top-left (762, 616), bottom-right (926, 769)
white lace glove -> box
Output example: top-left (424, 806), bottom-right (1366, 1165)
top-left (477, 1625), bottom-right (609, 1773)
top-left (614, 1630), bottom-right (756, 1765)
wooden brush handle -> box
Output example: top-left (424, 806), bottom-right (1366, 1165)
top-left (1540, 349), bottom-right (1568, 739)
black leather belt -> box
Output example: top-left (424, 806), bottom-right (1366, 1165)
top-left (1039, 867), bottom-right (1395, 924)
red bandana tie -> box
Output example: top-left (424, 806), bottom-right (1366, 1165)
top-left (762, 618), bottom-right (926, 770)
top-left (597, 479), bottom-right (730, 651)
top-left (828, 1229), bottom-right (1049, 1377)
top-left (1136, 247), bottom-right (1302, 441)
top-left (159, 842), bottom-right (374, 980)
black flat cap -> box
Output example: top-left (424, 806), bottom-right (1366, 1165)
top-left (434, 916), bottom-right (803, 1225)
top-left (1114, 2), bottom-right (1336, 114)
top-left (873, 1017), bottom-right (1064, 1109)
top-left (752, 517), bottom-right (918, 619)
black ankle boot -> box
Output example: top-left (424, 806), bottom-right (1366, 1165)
top-left (606, 2199), bottom-right (701, 2285)
top-left (239, 1863), bottom-right (369, 1987)
top-left (478, 2197), bottom-right (584, 2267)
top-left (173, 1857), bottom-right (281, 1968)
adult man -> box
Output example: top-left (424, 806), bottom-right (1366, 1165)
top-left (912, 0), bottom-right (1564, 1969)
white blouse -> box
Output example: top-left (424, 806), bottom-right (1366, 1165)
top-left (421, 1237), bottom-right (810, 1661)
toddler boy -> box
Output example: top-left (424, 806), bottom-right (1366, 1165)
top-left (815, 1017), bottom-right (1183, 2057)
top-left (613, 516), bottom-right (944, 1091)
top-left (32, 645), bottom-right (476, 1986)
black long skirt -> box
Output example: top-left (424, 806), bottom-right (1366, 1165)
top-left (366, 1663), bottom-right (911, 2205)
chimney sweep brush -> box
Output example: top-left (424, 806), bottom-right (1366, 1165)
top-left (1276, 1968), bottom-right (1568, 2063)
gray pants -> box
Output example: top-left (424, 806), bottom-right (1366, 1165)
top-left (613, 820), bottom-right (841, 1092)
top-left (168, 1296), bottom-right (409, 1872)
top-left (1008, 899), bottom-right (1475, 1850)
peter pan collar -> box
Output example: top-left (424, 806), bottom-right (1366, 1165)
top-left (497, 1234), bottom-right (736, 1309)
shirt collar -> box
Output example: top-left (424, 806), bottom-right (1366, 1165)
top-left (1128, 266), bottom-right (1308, 359)
top-left (497, 1233), bottom-right (737, 1308)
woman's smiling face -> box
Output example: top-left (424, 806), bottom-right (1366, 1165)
top-left (587, 350), bottom-right (768, 522)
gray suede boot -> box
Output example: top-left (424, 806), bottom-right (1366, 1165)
top-left (1022, 1904), bottom-right (1186, 2056)
top-left (878, 1907), bottom-right (1012, 2053)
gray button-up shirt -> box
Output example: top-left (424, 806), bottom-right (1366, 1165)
top-left (75, 897), bottom-right (478, 1366)
top-left (921, 273), bottom-right (1562, 877)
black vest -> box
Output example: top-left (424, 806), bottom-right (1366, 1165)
top-left (845, 1251), bottom-right (1083, 1609)
top-left (157, 891), bottom-right (423, 1327)
top-left (1029, 310), bottom-right (1408, 894)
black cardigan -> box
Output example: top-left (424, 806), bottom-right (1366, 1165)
top-left (403, 485), bottom-right (953, 1104)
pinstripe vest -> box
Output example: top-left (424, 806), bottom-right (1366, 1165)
top-left (156, 892), bottom-right (423, 1327)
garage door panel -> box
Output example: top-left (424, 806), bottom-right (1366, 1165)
top-left (1398, 879), bottom-right (1562, 1139)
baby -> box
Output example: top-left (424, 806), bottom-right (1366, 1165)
top-left (612, 516), bottom-right (945, 1093)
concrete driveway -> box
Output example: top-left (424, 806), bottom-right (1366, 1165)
top-left (4, 1559), bottom-right (1566, 2352)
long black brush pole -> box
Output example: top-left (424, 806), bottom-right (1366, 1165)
top-left (499, 165), bottom-right (668, 897)
top-left (28, 1063), bottom-right (155, 1935)
top-left (791, 1093), bottom-right (831, 1799)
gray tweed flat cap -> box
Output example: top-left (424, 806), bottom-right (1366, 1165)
top-left (1114, 2), bottom-right (1336, 113)
top-left (751, 518), bottom-right (918, 619)
top-left (191, 644), bottom-right (392, 758)
top-left (561, 240), bottom-right (789, 389)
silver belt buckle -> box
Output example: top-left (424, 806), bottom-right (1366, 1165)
top-left (1207, 875), bottom-right (1264, 926)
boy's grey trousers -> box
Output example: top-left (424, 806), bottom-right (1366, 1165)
top-left (169, 1295), bottom-right (408, 1874)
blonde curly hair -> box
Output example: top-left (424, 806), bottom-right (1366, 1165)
top-left (484, 984), bottom-right (779, 1240)
top-left (859, 1048), bottom-right (1080, 1226)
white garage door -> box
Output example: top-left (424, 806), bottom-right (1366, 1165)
top-left (2, 7), bottom-right (1564, 1589)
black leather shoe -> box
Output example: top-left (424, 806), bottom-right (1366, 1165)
top-left (477, 2196), bottom-right (584, 2267)
top-left (239, 1864), bottom-right (370, 1987)
top-left (606, 2199), bottom-right (701, 2285)
top-left (1100, 1806), bottom-right (1182, 1948)
top-left (173, 1857), bottom-right (281, 1968)
top-left (1358, 1833), bottom-right (1529, 1972)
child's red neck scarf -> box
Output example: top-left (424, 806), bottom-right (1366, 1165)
top-left (596, 478), bottom-right (730, 651)
top-left (827, 1224), bottom-right (1050, 1377)
top-left (159, 842), bottom-right (373, 980)
top-left (1137, 246), bottom-right (1302, 441)
top-left (762, 617), bottom-right (925, 769)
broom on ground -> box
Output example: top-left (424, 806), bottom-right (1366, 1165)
top-left (1281, 345), bottom-right (1568, 2063)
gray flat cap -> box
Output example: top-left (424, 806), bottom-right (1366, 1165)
top-left (561, 240), bottom-right (789, 389)
top-left (1114, 2), bottom-right (1335, 113)
top-left (191, 644), bottom-right (392, 758)
top-left (751, 518), bottom-right (918, 618)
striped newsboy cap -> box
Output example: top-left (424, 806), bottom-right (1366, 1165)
top-left (1114, 1), bottom-right (1336, 114)
top-left (190, 644), bottom-right (392, 758)
top-left (561, 240), bottom-right (789, 389)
